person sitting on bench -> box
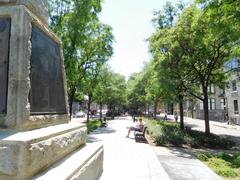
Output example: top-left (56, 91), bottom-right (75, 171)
top-left (126, 118), bottom-right (145, 138)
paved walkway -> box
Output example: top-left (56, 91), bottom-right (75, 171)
top-left (87, 116), bottom-right (221, 180)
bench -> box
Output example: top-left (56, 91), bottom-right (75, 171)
top-left (134, 126), bottom-right (148, 142)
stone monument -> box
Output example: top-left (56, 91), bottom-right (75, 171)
top-left (0, 1), bottom-right (103, 179)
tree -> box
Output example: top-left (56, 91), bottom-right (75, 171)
top-left (174, 3), bottom-right (240, 134)
top-left (149, 2), bottom-right (186, 125)
top-left (149, 1), bottom-right (240, 134)
top-left (48, 0), bottom-right (113, 117)
top-left (127, 71), bottom-right (148, 116)
top-left (93, 65), bottom-right (112, 120)
top-left (105, 73), bottom-right (127, 118)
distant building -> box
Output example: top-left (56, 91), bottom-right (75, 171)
top-left (193, 85), bottom-right (226, 122)
top-left (224, 58), bottom-right (240, 125)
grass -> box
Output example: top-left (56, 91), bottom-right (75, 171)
top-left (86, 120), bottom-right (102, 134)
top-left (144, 117), bottom-right (235, 149)
top-left (196, 151), bottom-right (240, 178)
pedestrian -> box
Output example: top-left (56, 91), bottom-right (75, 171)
top-left (163, 111), bottom-right (168, 121)
top-left (126, 118), bottom-right (145, 137)
top-left (174, 112), bottom-right (178, 122)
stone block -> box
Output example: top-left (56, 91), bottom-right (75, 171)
top-left (0, 5), bottom-right (69, 130)
top-left (0, 122), bottom-right (87, 179)
top-left (34, 143), bottom-right (104, 180)
top-left (0, 0), bottom-right (48, 25)
top-left (0, 144), bottom-right (19, 176)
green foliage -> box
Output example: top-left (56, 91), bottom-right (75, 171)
top-left (104, 73), bottom-right (127, 113)
top-left (196, 151), bottom-right (240, 178)
top-left (146, 119), bottom-right (185, 146)
top-left (196, 152), bottom-right (211, 161)
top-left (49, 0), bottom-right (114, 116)
top-left (86, 120), bottom-right (101, 134)
top-left (208, 158), bottom-right (237, 177)
top-left (147, 0), bottom-right (240, 135)
top-left (127, 71), bottom-right (148, 114)
top-left (144, 118), bottom-right (235, 149)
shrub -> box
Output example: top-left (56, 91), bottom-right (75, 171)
top-left (196, 152), bottom-right (213, 161)
top-left (196, 151), bottom-right (240, 178)
top-left (232, 153), bottom-right (240, 168)
top-left (87, 120), bottom-right (102, 133)
top-left (196, 153), bottom-right (209, 161)
top-left (207, 158), bottom-right (237, 177)
top-left (143, 117), bottom-right (235, 149)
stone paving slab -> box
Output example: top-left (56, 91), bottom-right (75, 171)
top-left (152, 146), bottom-right (222, 180)
top-left (87, 117), bottom-right (170, 180)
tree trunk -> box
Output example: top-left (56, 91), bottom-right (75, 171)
top-left (203, 87), bottom-right (210, 135)
top-left (68, 85), bottom-right (76, 121)
top-left (100, 103), bottom-right (103, 120)
top-left (154, 101), bottom-right (157, 119)
top-left (179, 95), bottom-right (184, 130)
top-left (87, 96), bottom-right (92, 123)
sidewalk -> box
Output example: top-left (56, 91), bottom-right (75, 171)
top-left (165, 114), bottom-right (240, 131)
top-left (153, 147), bottom-right (221, 180)
top-left (87, 117), bottom-right (221, 180)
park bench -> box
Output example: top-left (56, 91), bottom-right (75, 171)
top-left (134, 126), bottom-right (148, 142)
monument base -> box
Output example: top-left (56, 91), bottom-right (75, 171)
top-left (34, 143), bottom-right (103, 180)
top-left (0, 122), bottom-right (103, 180)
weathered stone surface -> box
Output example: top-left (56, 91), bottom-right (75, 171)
top-left (28, 128), bottom-right (87, 176)
top-left (70, 147), bottom-right (104, 180)
top-left (0, 0), bottom-right (48, 25)
top-left (0, 6), bottom-right (69, 130)
top-left (0, 123), bottom-right (87, 179)
top-left (34, 143), bottom-right (104, 180)
top-left (0, 144), bottom-right (19, 176)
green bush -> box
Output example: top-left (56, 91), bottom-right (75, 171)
top-left (207, 158), bottom-right (237, 177)
top-left (143, 117), bottom-right (235, 149)
top-left (233, 154), bottom-right (240, 168)
top-left (87, 120), bottom-right (102, 134)
top-left (196, 151), bottom-right (240, 178)
top-left (196, 152), bottom-right (213, 161)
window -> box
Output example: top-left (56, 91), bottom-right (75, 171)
top-left (232, 80), bottom-right (237, 91)
top-left (220, 88), bottom-right (225, 95)
top-left (208, 99), bottom-right (216, 110)
top-left (220, 99), bottom-right (225, 110)
top-left (234, 100), bottom-right (238, 114)
top-left (224, 58), bottom-right (239, 72)
top-left (208, 84), bottom-right (215, 94)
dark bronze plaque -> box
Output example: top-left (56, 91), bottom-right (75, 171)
top-left (0, 18), bottom-right (10, 114)
top-left (30, 26), bottom-right (66, 114)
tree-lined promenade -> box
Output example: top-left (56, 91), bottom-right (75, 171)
top-left (129, 0), bottom-right (240, 135)
top-left (47, 0), bottom-right (240, 179)
top-left (48, 0), bottom-right (240, 135)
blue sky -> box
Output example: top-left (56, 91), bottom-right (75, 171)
top-left (99, 0), bottom-right (175, 79)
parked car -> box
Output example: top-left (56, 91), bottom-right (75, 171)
top-left (74, 111), bottom-right (85, 118)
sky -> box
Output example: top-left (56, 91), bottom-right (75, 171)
top-left (99, 0), bottom-right (174, 79)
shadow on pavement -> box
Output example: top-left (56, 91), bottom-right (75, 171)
top-left (218, 134), bottom-right (240, 148)
top-left (91, 126), bottom-right (116, 135)
top-left (168, 147), bottom-right (196, 159)
top-left (87, 136), bottom-right (101, 143)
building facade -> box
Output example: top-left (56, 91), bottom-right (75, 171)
top-left (193, 85), bottom-right (226, 122)
top-left (224, 58), bottom-right (240, 125)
